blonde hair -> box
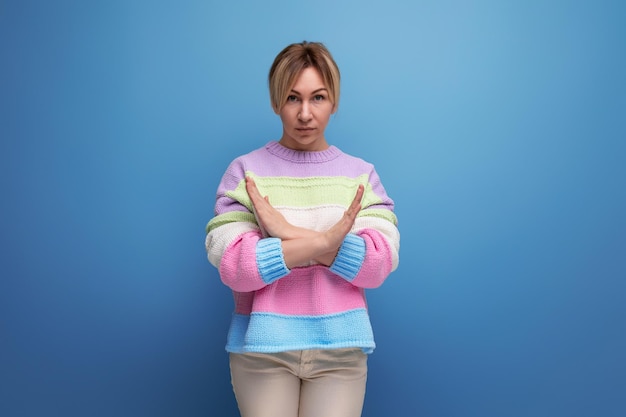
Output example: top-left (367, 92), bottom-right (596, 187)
top-left (268, 41), bottom-right (341, 113)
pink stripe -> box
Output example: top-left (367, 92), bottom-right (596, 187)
top-left (228, 228), bottom-right (394, 315)
top-left (245, 266), bottom-right (367, 315)
top-left (351, 228), bottom-right (394, 289)
top-left (219, 231), bottom-right (267, 293)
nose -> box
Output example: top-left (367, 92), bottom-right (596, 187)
top-left (298, 102), bottom-right (312, 121)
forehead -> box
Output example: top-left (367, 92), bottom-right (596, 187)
top-left (291, 67), bottom-right (327, 92)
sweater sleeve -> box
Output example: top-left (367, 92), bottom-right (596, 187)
top-left (329, 234), bottom-right (366, 280)
top-left (205, 158), bottom-right (291, 292)
top-left (215, 231), bottom-right (290, 292)
top-left (329, 225), bottom-right (399, 289)
top-left (331, 166), bottom-right (400, 288)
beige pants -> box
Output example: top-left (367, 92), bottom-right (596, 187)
top-left (229, 348), bottom-right (368, 417)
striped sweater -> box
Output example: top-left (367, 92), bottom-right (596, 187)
top-left (205, 141), bottom-right (400, 354)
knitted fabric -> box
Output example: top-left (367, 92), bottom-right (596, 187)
top-left (205, 141), bottom-right (400, 354)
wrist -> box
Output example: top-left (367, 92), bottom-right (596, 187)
top-left (329, 234), bottom-right (366, 281)
top-left (315, 250), bottom-right (339, 267)
top-left (284, 225), bottom-right (320, 241)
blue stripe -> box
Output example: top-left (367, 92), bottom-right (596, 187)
top-left (330, 234), bottom-right (366, 281)
top-left (225, 309), bottom-right (376, 354)
top-left (256, 238), bottom-right (290, 283)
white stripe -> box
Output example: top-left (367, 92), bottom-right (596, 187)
top-left (276, 204), bottom-right (347, 231)
top-left (206, 221), bottom-right (258, 267)
top-left (355, 216), bottom-right (401, 271)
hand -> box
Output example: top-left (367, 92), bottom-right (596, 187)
top-left (316, 184), bottom-right (364, 265)
top-left (246, 177), bottom-right (365, 268)
top-left (245, 176), bottom-right (293, 238)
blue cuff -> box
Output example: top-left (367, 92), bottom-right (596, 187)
top-left (330, 234), bottom-right (365, 281)
top-left (256, 238), bottom-right (290, 284)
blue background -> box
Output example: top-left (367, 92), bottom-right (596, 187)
top-left (1, 1), bottom-right (625, 416)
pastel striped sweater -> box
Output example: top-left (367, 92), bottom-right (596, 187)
top-left (205, 141), bottom-right (400, 354)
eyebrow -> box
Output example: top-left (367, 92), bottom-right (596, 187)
top-left (290, 88), bottom-right (328, 95)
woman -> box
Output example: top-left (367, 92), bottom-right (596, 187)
top-left (205, 41), bottom-right (400, 417)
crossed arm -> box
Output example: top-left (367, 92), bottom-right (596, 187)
top-left (245, 176), bottom-right (364, 269)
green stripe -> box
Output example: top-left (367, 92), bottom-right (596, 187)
top-left (206, 173), bottom-right (396, 234)
top-left (359, 208), bottom-right (398, 226)
top-left (206, 211), bottom-right (256, 233)
top-left (224, 183), bottom-right (254, 212)
top-left (245, 172), bottom-right (383, 208)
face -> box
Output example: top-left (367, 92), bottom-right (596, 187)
top-left (277, 67), bottom-right (336, 152)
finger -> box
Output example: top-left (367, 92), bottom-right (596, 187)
top-left (354, 184), bottom-right (364, 202)
top-left (341, 185), bottom-right (363, 222)
top-left (345, 205), bottom-right (361, 221)
top-left (245, 176), bottom-right (255, 194)
top-left (348, 185), bottom-right (364, 211)
top-left (246, 177), bottom-right (263, 202)
top-left (245, 177), bottom-right (265, 214)
top-left (245, 176), bottom-right (258, 193)
top-left (248, 178), bottom-right (270, 204)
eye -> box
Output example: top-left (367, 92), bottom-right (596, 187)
top-left (287, 95), bottom-right (299, 102)
top-left (313, 95), bottom-right (326, 101)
